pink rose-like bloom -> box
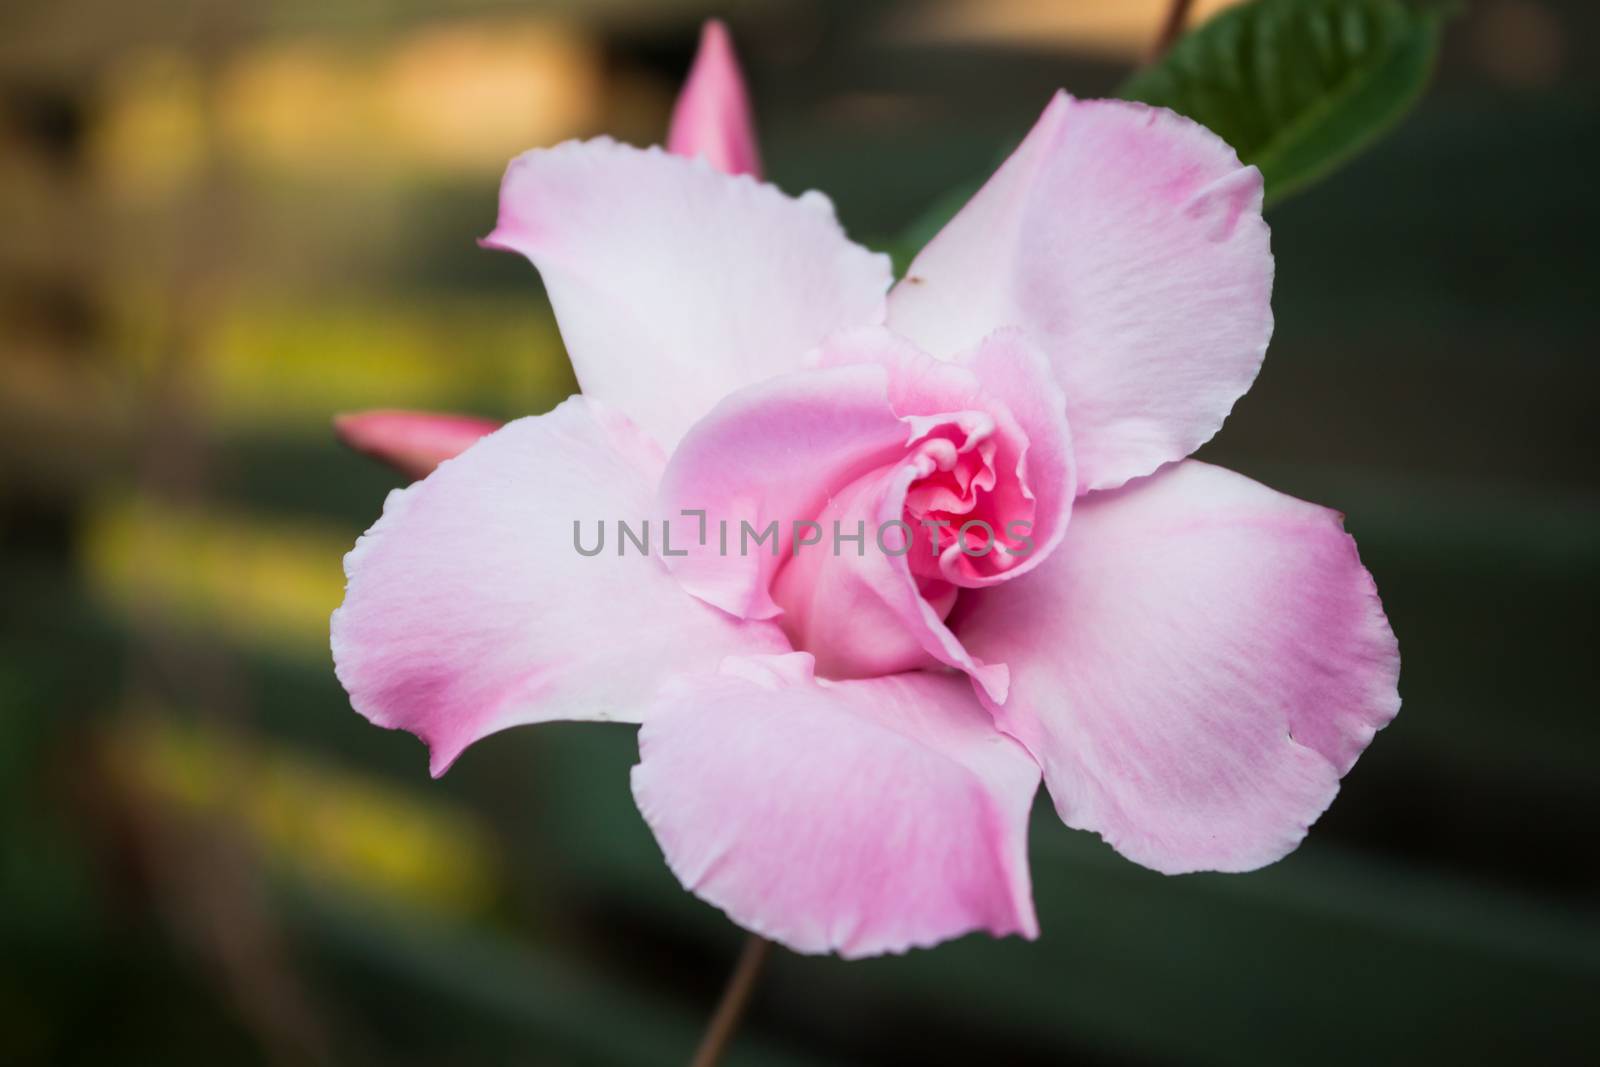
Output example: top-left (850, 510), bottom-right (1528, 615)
top-left (332, 28), bottom-right (1400, 957)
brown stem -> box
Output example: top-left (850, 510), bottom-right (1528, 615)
top-left (1146, 0), bottom-right (1197, 64)
top-left (689, 934), bottom-right (772, 1067)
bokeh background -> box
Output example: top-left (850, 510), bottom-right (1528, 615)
top-left (2, 0), bottom-right (1596, 1063)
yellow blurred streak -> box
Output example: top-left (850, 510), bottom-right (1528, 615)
top-left (118, 715), bottom-right (498, 915)
top-left (379, 20), bottom-right (604, 169)
top-left (90, 18), bottom-right (601, 192)
top-left (218, 37), bottom-right (359, 171)
top-left (81, 495), bottom-right (353, 656)
top-left (198, 297), bottom-right (572, 431)
top-left (217, 18), bottom-right (602, 177)
top-left (889, 0), bottom-right (1245, 56)
top-left (90, 49), bottom-right (209, 198)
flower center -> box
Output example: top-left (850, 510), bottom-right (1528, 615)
top-left (901, 412), bottom-right (1034, 587)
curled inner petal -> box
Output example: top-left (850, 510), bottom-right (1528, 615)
top-left (899, 411), bottom-right (1038, 587)
top-left (660, 326), bottom-right (1072, 694)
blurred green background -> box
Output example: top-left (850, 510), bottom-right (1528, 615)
top-left (2, 0), bottom-right (1596, 1063)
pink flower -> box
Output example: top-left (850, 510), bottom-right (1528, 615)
top-left (332, 28), bottom-right (1400, 958)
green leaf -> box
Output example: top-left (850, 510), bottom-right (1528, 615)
top-left (1120, 0), bottom-right (1447, 205)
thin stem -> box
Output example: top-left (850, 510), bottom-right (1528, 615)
top-left (689, 934), bottom-right (772, 1067)
top-left (1146, 0), bottom-right (1196, 64)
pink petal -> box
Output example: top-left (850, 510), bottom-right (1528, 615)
top-left (631, 653), bottom-right (1039, 957)
top-left (952, 461), bottom-right (1400, 874)
top-left (767, 460), bottom-right (1007, 698)
top-left (333, 409), bottom-right (501, 480)
top-left (660, 326), bottom-right (1072, 612)
top-left (331, 397), bottom-right (788, 777)
top-left (657, 327), bottom-right (1071, 699)
top-left (658, 352), bottom-right (1008, 693)
top-left (889, 93), bottom-right (1273, 493)
top-left (810, 328), bottom-right (1076, 590)
top-left (667, 20), bottom-right (763, 179)
top-left (482, 140), bottom-right (890, 449)
top-left (657, 358), bottom-right (909, 620)
top-left (950, 328), bottom-right (1075, 585)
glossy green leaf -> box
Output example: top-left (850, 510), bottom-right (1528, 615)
top-left (1120, 0), bottom-right (1447, 204)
